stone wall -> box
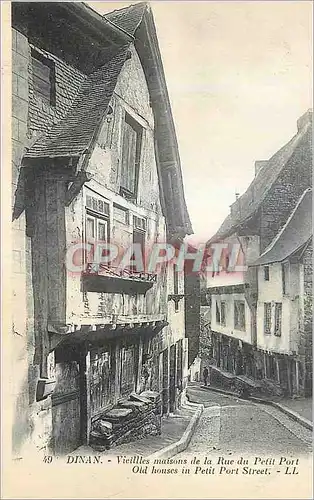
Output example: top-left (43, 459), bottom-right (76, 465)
top-left (90, 391), bottom-right (161, 450)
top-left (260, 129), bottom-right (312, 252)
top-left (12, 28), bottom-right (33, 456)
top-left (12, 28), bottom-right (54, 457)
top-left (302, 239), bottom-right (313, 396)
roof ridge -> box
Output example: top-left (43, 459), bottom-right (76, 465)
top-left (103, 2), bottom-right (148, 37)
top-left (104, 2), bottom-right (147, 17)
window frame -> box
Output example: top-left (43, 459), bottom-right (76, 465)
top-left (264, 302), bottom-right (272, 335)
top-left (113, 203), bottom-right (129, 225)
top-left (31, 48), bottom-right (56, 106)
top-left (84, 192), bottom-right (110, 265)
top-left (234, 300), bottom-right (246, 331)
top-left (216, 300), bottom-right (221, 325)
top-left (264, 266), bottom-right (270, 281)
top-left (274, 302), bottom-right (282, 337)
top-left (221, 301), bottom-right (226, 327)
top-left (281, 262), bottom-right (289, 296)
top-left (120, 112), bottom-right (143, 199)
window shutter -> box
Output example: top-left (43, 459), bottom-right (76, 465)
top-left (121, 122), bottom-right (137, 193)
top-left (31, 50), bottom-right (55, 104)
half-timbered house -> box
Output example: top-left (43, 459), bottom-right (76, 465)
top-left (12, 2), bottom-right (192, 456)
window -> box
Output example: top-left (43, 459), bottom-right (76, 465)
top-left (274, 303), bottom-right (282, 337)
top-left (120, 112), bottom-right (143, 198)
top-left (234, 300), bottom-right (245, 331)
top-left (216, 301), bottom-right (221, 324)
top-left (86, 194), bottom-right (110, 217)
top-left (113, 204), bottom-right (129, 224)
top-left (85, 193), bottom-right (110, 264)
top-left (31, 49), bottom-right (55, 106)
top-left (281, 262), bottom-right (289, 295)
top-left (132, 215), bottom-right (146, 272)
top-left (264, 266), bottom-right (270, 281)
top-left (133, 216), bottom-right (146, 232)
top-left (221, 301), bottom-right (226, 326)
top-left (264, 302), bottom-right (272, 335)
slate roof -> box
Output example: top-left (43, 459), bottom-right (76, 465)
top-left (208, 111), bottom-right (312, 243)
top-left (104, 2), bottom-right (147, 36)
top-left (251, 188), bottom-right (312, 266)
top-left (24, 3), bottom-right (148, 159)
top-left (25, 46), bottom-right (130, 158)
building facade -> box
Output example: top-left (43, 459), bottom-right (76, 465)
top-left (11, 2), bottom-right (192, 457)
top-left (253, 189), bottom-right (312, 397)
top-left (203, 111), bottom-right (312, 397)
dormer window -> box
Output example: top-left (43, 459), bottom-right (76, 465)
top-left (120, 112), bottom-right (142, 199)
top-left (31, 49), bottom-right (56, 106)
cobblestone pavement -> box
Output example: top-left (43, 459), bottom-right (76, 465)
top-left (178, 385), bottom-right (312, 457)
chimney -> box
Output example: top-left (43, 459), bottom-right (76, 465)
top-left (235, 191), bottom-right (240, 200)
top-left (255, 160), bottom-right (268, 176)
top-left (297, 109), bottom-right (312, 131)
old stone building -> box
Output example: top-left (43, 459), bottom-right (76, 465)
top-left (203, 110), bottom-right (312, 397)
top-left (11, 2), bottom-right (192, 456)
top-left (252, 188), bottom-right (312, 397)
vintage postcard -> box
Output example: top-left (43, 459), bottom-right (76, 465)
top-left (1, 0), bottom-right (313, 498)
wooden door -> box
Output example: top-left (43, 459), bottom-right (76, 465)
top-left (52, 359), bottom-right (81, 455)
top-left (120, 345), bottom-right (136, 397)
top-left (90, 345), bottom-right (115, 418)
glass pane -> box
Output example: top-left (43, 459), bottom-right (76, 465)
top-left (86, 195), bottom-right (92, 208)
top-left (113, 205), bottom-right (128, 224)
top-left (86, 217), bottom-right (95, 238)
top-left (98, 221), bottom-right (108, 241)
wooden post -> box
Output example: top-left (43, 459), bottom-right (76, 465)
top-left (166, 344), bottom-right (171, 416)
top-left (115, 341), bottom-right (120, 402)
top-left (295, 360), bottom-right (299, 395)
top-left (287, 357), bottom-right (292, 396)
top-left (159, 351), bottom-right (163, 415)
top-left (136, 337), bottom-right (143, 393)
top-left (182, 338), bottom-right (189, 390)
top-left (276, 357), bottom-right (280, 385)
top-left (79, 347), bottom-right (91, 445)
top-left (162, 348), bottom-right (169, 415)
top-left (85, 350), bottom-right (91, 445)
top-left (263, 352), bottom-right (267, 379)
top-left (174, 343), bottom-right (178, 410)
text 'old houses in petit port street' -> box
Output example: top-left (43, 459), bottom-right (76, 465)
top-left (201, 110), bottom-right (312, 398)
top-left (11, 2), bottom-right (200, 457)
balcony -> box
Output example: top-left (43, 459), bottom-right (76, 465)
top-left (82, 263), bottom-right (157, 294)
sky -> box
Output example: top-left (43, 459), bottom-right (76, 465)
top-left (89, 1), bottom-right (312, 244)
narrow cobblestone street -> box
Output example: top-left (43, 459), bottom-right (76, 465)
top-left (179, 385), bottom-right (312, 457)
